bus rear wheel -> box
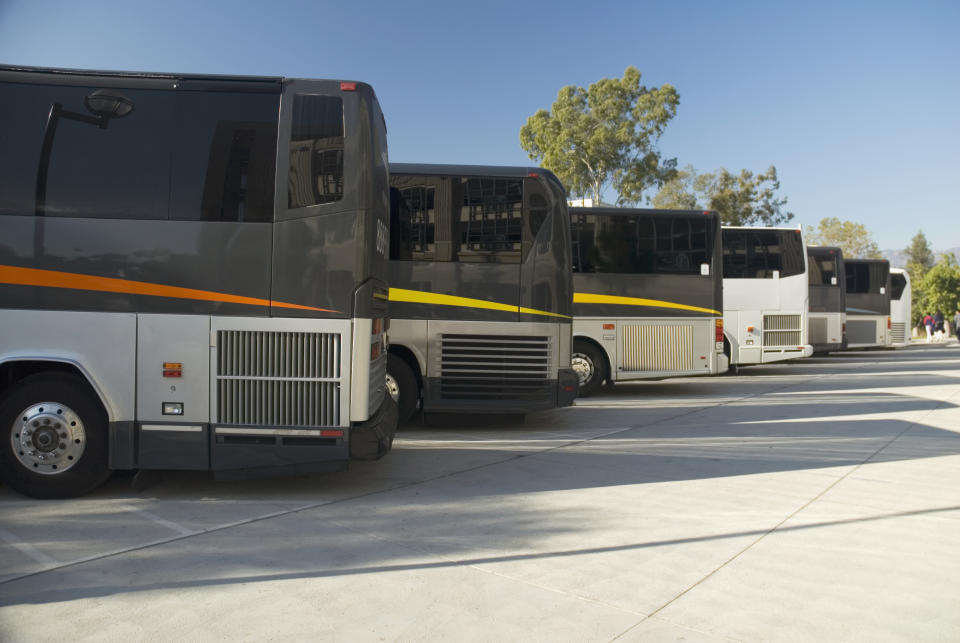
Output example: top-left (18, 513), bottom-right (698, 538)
top-left (571, 340), bottom-right (607, 397)
top-left (0, 374), bottom-right (111, 499)
top-left (386, 355), bottom-right (419, 424)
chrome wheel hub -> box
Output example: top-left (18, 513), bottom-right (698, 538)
top-left (571, 353), bottom-right (595, 386)
top-left (385, 373), bottom-right (400, 403)
top-left (11, 402), bottom-right (86, 475)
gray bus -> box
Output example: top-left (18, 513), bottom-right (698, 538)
top-left (844, 258), bottom-right (891, 349)
top-left (0, 65), bottom-right (397, 498)
top-left (570, 207), bottom-right (726, 395)
top-left (386, 163), bottom-right (578, 422)
top-left (807, 246), bottom-right (847, 353)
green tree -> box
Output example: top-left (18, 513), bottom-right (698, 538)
top-left (904, 231), bottom-right (935, 324)
top-left (653, 165), bottom-right (793, 225)
top-left (519, 66), bottom-right (680, 205)
top-left (918, 255), bottom-right (960, 324)
top-left (805, 217), bottom-right (881, 259)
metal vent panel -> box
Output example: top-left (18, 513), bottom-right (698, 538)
top-left (847, 319), bottom-right (878, 345)
top-left (439, 334), bottom-right (552, 400)
top-left (621, 324), bottom-right (693, 372)
top-left (890, 322), bottom-right (906, 343)
top-left (763, 314), bottom-right (802, 347)
top-left (216, 330), bottom-right (341, 427)
top-left (809, 317), bottom-right (828, 344)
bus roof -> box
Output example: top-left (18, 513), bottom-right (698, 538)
top-left (844, 258), bottom-right (890, 265)
top-left (0, 64), bottom-right (373, 94)
top-left (808, 246), bottom-right (844, 258)
top-left (390, 162), bottom-right (556, 180)
top-left (570, 206), bottom-right (719, 219)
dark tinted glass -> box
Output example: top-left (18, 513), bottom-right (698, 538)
top-left (391, 174), bottom-right (539, 264)
top-left (722, 229), bottom-right (805, 278)
top-left (572, 213), bottom-right (712, 275)
top-left (458, 178), bottom-right (522, 263)
top-left (891, 273), bottom-right (907, 300)
top-left (0, 82), bottom-right (171, 219)
top-left (171, 91), bottom-right (279, 222)
top-left (808, 253), bottom-right (839, 286)
top-left (288, 95), bottom-right (344, 208)
top-left (846, 262), bottom-right (888, 294)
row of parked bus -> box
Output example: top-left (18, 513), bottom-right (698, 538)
top-left (0, 67), bottom-right (910, 498)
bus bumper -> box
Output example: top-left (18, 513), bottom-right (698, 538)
top-left (349, 393), bottom-right (399, 461)
top-left (557, 368), bottom-right (579, 407)
top-left (802, 344), bottom-right (814, 358)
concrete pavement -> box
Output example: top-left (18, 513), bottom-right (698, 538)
top-left (1, 343), bottom-right (959, 641)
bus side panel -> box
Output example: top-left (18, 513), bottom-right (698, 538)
top-left (0, 310), bottom-right (136, 422)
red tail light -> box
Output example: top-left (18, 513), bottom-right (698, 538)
top-left (887, 316), bottom-right (891, 329)
top-left (715, 318), bottom-right (724, 343)
top-left (340, 81), bottom-right (357, 91)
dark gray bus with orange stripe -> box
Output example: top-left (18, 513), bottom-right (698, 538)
top-left (386, 163), bottom-right (577, 422)
top-left (0, 65), bottom-right (397, 498)
top-left (570, 207), bottom-right (727, 395)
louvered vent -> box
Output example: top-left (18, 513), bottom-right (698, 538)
top-left (217, 330), bottom-right (341, 427)
top-left (621, 325), bottom-right (693, 372)
top-left (439, 334), bottom-right (551, 400)
top-left (890, 322), bottom-right (906, 344)
top-left (763, 314), bottom-right (802, 347)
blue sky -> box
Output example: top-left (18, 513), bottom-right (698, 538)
top-left (1, 0), bottom-right (957, 252)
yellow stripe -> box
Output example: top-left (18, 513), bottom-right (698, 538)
top-left (573, 292), bottom-right (721, 316)
top-left (389, 288), bottom-right (570, 319)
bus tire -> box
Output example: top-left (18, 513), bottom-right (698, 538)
top-left (0, 373), bottom-right (111, 499)
top-left (386, 354), bottom-right (419, 424)
top-left (572, 340), bottom-right (607, 397)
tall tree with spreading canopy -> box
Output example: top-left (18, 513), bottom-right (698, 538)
top-left (905, 231), bottom-right (935, 279)
top-left (806, 217), bottom-right (882, 259)
top-left (653, 165), bottom-right (793, 225)
top-left (519, 66), bottom-right (680, 205)
top-left (905, 231), bottom-right (936, 325)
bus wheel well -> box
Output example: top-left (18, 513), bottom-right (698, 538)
top-left (0, 361), bottom-right (91, 402)
top-left (387, 346), bottom-right (422, 387)
top-left (572, 336), bottom-right (611, 392)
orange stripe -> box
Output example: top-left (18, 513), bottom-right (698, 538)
top-left (0, 265), bottom-right (341, 314)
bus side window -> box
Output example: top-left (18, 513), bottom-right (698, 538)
top-left (288, 95), bottom-right (344, 209)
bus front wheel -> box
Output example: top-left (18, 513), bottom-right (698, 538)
top-left (571, 340), bottom-right (607, 397)
top-left (386, 355), bottom-right (419, 424)
top-left (0, 373), bottom-right (111, 499)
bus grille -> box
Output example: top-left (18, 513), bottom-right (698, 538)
top-left (890, 322), bottom-right (906, 343)
top-left (439, 334), bottom-right (551, 400)
top-left (216, 330), bottom-right (341, 426)
top-left (763, 314), bottom-right (802, 347)
top-left (621, 324), bottom-right (693, 372)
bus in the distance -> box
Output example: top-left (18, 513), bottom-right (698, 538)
top-left (0, 65), bottom-right (397, 498)
top-left (569, 207), bottom-right (726, 395)
top-left (889, 268), bottom-right (911, 347)
top-left (843, 258), bottom-right (891, 349)
top-left (721, 226), bottom-right (813, 366)
top-left (807, 246), bottom-right (846, 354)
top-left (386, 163), bottom-right (578, 422)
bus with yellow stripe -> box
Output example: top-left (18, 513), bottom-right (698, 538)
top-left (569, 207), bottom-right (727, 394)
top-left (0, 65), bottom-right (397, 498)
top-left (386, 164), bottom-right (578, 422)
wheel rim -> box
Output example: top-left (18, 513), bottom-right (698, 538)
top-left (571, 352), bottom-right (595, 386)
top-left (10, 402), bottom-right (86, 475)
top-left (385, 373), bottom-right (400, 403)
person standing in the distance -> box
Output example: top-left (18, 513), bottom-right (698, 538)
top-left (935, 310), bottom-right (945, 341)
top-left (924, 312), bottom-right (934, 342)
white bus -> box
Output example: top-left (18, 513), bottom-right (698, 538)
top-left (721, 226), bottom-right (813, 366)
top-left (889, 268), bottom-right (912, 347)
top-left (843, 258), bottom-right (891, 349)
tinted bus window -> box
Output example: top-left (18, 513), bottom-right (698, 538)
top-left (0, 82), bottom-right (172, 220)
top-left (572, 213), bottom-right (712, 275)
top-left (722, 229), bottom-right (805, 279)
top-left (808, 254), bottom-right (839, 286)
top-left (891, 272), bottom-right (907, 300)
top-left (846, 262), bottom-right (887, 294)
top-left (288, 95), bottom-right (344, 208)
top-left (171, 91), bottom-right (278, 222)
top-left (391, 174), bottom-right (535, 264)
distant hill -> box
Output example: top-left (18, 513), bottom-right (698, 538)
top-left (881, 248), bottom-right (960, 270)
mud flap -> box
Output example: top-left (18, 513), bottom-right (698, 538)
top-left (349, 393), bottom-right (399, 461)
